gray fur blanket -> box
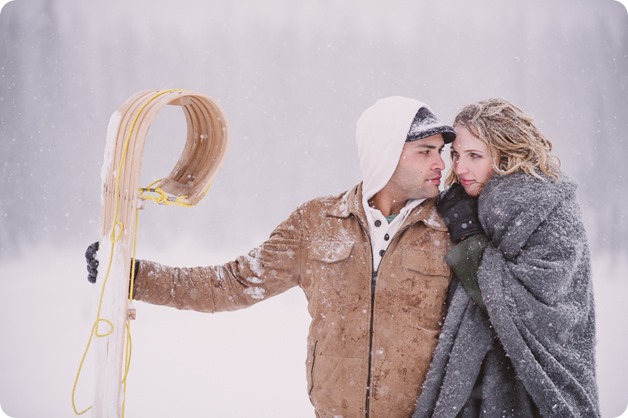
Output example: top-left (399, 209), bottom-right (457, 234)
top-left (413, 173), bottom-right (599, 417)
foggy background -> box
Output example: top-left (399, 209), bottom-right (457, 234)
top-left (0, 0), bottom-right (626, 417)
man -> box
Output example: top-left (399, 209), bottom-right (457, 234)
top-left (87, 96), bottom-right (455, 417)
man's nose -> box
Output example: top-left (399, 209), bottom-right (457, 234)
top-left (435, 155), bottom-right (446, 171)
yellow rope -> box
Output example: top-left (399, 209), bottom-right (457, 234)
top-left (72, 89), bottom-right (182, 416)
top-left (138, 178), bottom-right (212, 207)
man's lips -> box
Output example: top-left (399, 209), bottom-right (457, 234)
top-left (427, 176), bottom-right (441, 184)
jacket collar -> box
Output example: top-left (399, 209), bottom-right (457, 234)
top-left (328, 183), bottom-right (448, 232)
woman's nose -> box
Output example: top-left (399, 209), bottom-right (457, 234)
top-left (453, 159), bottom-right (467, 175)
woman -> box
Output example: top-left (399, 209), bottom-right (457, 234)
top-left (413, 99), bottom-right (599, 417)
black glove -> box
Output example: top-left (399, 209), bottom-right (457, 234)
top-left (85, 241), bottom-right (100, 283)
top-left (437, 183), bottom-right (484, 243)
top-left (85, 241), bottom-right (140, 287)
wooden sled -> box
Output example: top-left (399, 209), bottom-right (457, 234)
top-left (74, 89), bottom-right (228, 418)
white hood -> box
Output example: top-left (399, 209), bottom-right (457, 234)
top-left (355, 96), bottom-right (429, 204)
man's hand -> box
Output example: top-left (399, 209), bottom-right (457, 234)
top-left (437, 183), bottom-right (484, 243)
top-left (84, 241), bottom-right (140, 290)
top-left (85, 241), bottom-right (99, 283)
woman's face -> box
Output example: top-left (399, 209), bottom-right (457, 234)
top-left (451, 125), bottom-right (495, 197)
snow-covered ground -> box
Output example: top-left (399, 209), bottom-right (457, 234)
top-left (0, 243), bottom-right (626, 417)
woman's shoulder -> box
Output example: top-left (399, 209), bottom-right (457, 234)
top-left (482, 172), bottom-right (576, 205)
top-left (478, 171), bottom-right (580, 228)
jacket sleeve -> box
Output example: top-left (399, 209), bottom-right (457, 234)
top-left (132, 208), bottom-right (303, 313)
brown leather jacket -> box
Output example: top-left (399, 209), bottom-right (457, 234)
top-left (134, 184), bottom-right (452, 417)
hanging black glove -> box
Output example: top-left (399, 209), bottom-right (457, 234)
top-left (437, 183), bottom-right (484, 243)
top-left (85, 241), bottom-right (140, 287)
top-left (85, 241), bottom-right (100, 283)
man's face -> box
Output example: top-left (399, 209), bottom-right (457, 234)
top-left (384, 134), bottom-right (446, 201)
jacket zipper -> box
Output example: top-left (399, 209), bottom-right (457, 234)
top-left (364, 269), bottom-right (377, 418)
top-left (361, 219), bottom-right (414, 417)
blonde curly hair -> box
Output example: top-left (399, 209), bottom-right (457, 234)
top-left (445, 98), bottom-right (560, 187)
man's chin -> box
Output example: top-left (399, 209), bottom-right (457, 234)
top-left (418, 186), bottom-right (440, 199)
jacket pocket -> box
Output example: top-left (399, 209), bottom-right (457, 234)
top-left (401, 248), bottom-right (450, 277)
top-left (307, 241), bottom-right (361, 304)
top-left (399, 248), bottom-right (451, 330)
top-left (310, 240), bottom-right (354, 263)
top-left (308, 340), bottom-right (318, 397)
top-left (308, 352), bottom-right (365, 416)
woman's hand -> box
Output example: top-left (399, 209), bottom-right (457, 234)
top-left (437, 183), bottom-right (484, 243)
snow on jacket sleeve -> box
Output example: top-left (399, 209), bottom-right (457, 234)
top-left (132, 208), bottom-right (303, 313)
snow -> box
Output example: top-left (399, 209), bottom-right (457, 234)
top-left (245, 249), bottom-right (265, 278)
top-left (243, 286), bottom-right (266, 300)
top-left (0, 243), bottom-right (314, 418)
top-left (0, 244), bottom-right (626, 417)
top-left (100, 110), bottom-right (122, 195)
